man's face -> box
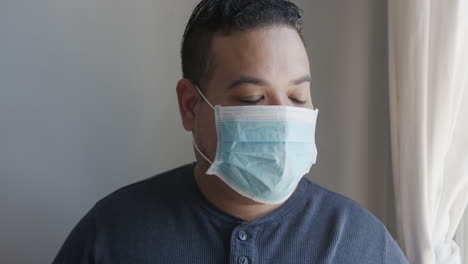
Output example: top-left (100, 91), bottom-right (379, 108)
top-left (192, 25), bottom-right (312, 164)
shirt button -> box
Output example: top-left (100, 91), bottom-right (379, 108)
top-left (237, 231), bottom-right (248, 241)
top-left (237, 256), bottom-right (249, 264)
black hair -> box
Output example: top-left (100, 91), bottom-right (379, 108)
top-left (181, 0), bottom-right (304, 89)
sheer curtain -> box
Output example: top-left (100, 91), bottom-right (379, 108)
top-left (388, 0), bottom-right (468, 263)
top-left (455, 210), bottom-right (467, 262)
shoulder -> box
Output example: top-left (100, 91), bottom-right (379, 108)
top-left (101, 163), bottom-right (194, 201)
top-left (297, 178), bottom-right (407, 263)
top-left (52, 163), bottom-right (197, 263)
top-left (92, 163), bottom-right (196, 222)
top-left (298, 179), bottom-right (390, 261)
top-left (300, 178), bottom-right (383, 229)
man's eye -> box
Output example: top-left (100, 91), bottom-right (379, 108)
top-left (239, 96), bottom-right (264, 104)
top-left (290, 97), bottom-right (307, 104)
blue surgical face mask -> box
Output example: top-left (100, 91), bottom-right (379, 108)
top-left (193, 86), bottom-right (318, 204)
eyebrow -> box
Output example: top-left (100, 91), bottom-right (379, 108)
top-left (228, 76), bottom-right (266, 89)
top-left (291, 75), bottom-right (312, 86)
top-left (227, 74), bottom-right (312, 89)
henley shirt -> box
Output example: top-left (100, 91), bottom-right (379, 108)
top-left (52, 162), bottom-right (409, 264)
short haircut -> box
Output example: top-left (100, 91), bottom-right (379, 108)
top-left (181, 0), bottom-right (304, 89)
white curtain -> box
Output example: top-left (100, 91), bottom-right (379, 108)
top-left (388, 0), bottom-right (468, 263)
top-left (455, 210), bottom-right (468, 262)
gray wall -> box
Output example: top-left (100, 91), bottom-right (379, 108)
top-left (0, 0), bottom-right (393, 263)
top-left (302, 0), bottom-right (395, 234)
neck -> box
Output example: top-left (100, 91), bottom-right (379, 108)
top-left (193, 162), bottom-right (284, 222)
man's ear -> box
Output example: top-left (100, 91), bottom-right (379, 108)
top-left (176, 79), bottom-right (198, 131)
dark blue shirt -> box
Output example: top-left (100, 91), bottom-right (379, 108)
top-left (53, 162), bottom-right (408, 263)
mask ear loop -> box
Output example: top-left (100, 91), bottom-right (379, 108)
top-left (192, 84), bottom-right (215, 164)
top-left (192, 137), bottom-right (213, 164)
top-left (194, 85), bottom-right (215, 110)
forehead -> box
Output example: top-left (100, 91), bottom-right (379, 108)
top-left (209, 25), bottom-right (310, 86)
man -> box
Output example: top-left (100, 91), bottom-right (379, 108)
top-left (53, 0), bottom-right (409, 263)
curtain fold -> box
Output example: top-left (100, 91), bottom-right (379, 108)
top-left (388, 0), bottom-right (468, 263)
top-left (455, 210), bottom-right (468, 262)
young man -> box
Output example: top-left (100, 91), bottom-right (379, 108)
top-left (53, 0), bottom-right (408, 263)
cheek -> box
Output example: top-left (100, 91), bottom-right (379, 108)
top-left (195, 107), bottom-right (218, 158)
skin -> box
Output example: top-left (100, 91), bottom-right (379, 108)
top-left (176, 25), bottom-right (313, 222)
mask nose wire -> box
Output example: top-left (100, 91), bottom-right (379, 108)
top-left (192, 84), bottom-right (215, 164)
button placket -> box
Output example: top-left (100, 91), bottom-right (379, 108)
top-left (237, 256), bottom-right (249, 264)
top-left (230, 223), bottom-right (260, 264)
top-left (237, 230), bottom-right (248, 241)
